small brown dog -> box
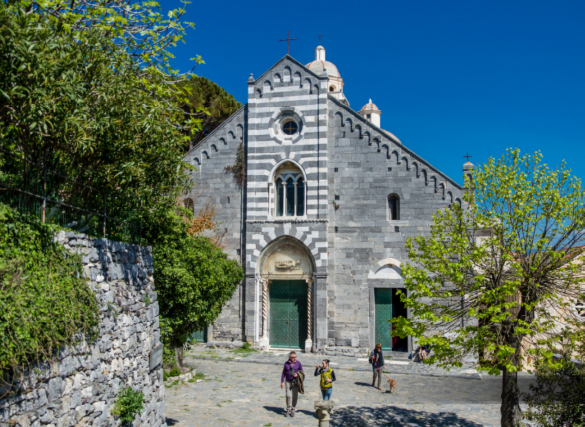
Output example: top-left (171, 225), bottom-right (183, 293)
top-left (387, 378), bottom-right (396, 394)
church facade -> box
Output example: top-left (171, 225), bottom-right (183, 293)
top-left (183, 45), bottom-right (467, 357)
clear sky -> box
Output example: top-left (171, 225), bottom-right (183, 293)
top-left (162, 0), bottom-right (585, 185)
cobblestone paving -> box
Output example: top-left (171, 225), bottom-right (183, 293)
top-left (185, 347), bottom-right (485, 379)
top-left (165, 352), bottom-right (536, 427)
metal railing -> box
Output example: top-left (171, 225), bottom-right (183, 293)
top-left (0, 146), bottom-right (141, 244)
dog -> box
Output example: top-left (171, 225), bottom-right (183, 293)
top-left (387, 378), bottom-right (396, 394)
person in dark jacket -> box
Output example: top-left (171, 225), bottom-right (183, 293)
top-left (314, 359), bottom-right (336, 401)
top-left (369, 343), bottom-right (385, 390)
top-left (281, 351), bottom-right (303, 417)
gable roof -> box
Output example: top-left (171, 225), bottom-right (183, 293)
top-left (251, 54), bottom-right (328, 85)
top-left (184, 104), bottom-right (247, 157)
top-left (327, 95), bottom-right (463, 190)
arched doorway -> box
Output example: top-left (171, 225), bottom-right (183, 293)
top-left (257, 236), bottom-right (315, 351)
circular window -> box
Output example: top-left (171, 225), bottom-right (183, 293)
top-left (282, 119), bottom-right (298, 135)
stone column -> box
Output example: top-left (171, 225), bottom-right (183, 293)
top-left (259, 279), bottom-right (269, 350)
top-left (314, 401), bottom-right (335, 427)
top-left (305, 278), bottom-right (314, 353)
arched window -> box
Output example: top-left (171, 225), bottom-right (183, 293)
top-left (272, 162), bottom-right (306, 217)
top-left (297, 178), bottom-right (305, 216)
top-left (276, 178), bottom-right (284, 217)
top-left (388, 194), bottom-right (400, 220)
top-left (329, 86), bottom-right (335, 92)
top-left (286, 178), bottom-right (295, 216)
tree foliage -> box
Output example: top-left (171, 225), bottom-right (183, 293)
top-left (393, 149), bottom-right (585, 427)
top-left (141, 200), bottom-right (243, 359)
top-left (0, 0), bottom-right (201, 235)
top-left (179, 76), bottom-right (242, 150)
top-left (0, 204), bottom-right (99, 397)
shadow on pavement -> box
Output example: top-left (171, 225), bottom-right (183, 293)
top-left (354, 381), bottom-right (375, 388)
top-left (165, 418), bottom-right (180, 426)
top-left (330, 405), bottom-right (486, 427)
top-left (262, 405), bottom-right (287, 416)
top-left (263, 406), bottom-right (318, 419)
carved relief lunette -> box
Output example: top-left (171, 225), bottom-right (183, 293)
top-left (275, 260), bottom-right (301, 271)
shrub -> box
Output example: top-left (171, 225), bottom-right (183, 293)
top-left (169, 367), bottom-right (181, 377)
top-left (522, 359), bottom-right (585, 427)
top-left (0, 204), bottom-right (99, 396)
top-left (112, 387), bottom-right (145, 425)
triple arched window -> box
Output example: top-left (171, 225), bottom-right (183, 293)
top-left (273, 162), bottom-right (306, 217)
top-left (275, 177), bottom-right (305, 217)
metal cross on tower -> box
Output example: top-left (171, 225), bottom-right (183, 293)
top-left (464, 153), bottom-right (472, 162)
top-left (317, 32), bottom-right (324, 45)
top-left (280, 31), bottom-right (298, 55)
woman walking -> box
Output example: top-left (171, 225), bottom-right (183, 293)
top-left (369, 343), bottom-right (385, 390)
top-left (314, 359), bottom-right (336, 401)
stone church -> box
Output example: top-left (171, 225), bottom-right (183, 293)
top-left (183, 44), bottom-right (469, 357)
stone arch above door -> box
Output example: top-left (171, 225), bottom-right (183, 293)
top-left (257, 236), bottom-right (315, 280)
top-left (257, 236), bottom-right (316, 352)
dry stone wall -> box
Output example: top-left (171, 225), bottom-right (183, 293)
top-left (0, 232), bottom-right (165, 427)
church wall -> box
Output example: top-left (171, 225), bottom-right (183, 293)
top-left (184, 107), bottom-right (247, 341)
top-left (325, 98), bottom-right (464, 354)
top-left (182, 55), bottom-right (467, 353)
top-left (243, 58), bottom-right (331, 345)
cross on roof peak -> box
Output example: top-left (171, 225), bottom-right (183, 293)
top-left (279, 31), bottom-right (298, 55)
top-left (464, 153), bottom-right (472, 162)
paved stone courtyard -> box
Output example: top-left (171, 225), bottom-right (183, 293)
top-left (164, 349), bottom-right (536, 427)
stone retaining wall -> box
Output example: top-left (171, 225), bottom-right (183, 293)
top-left (0, 232), bottom-right (165, 427)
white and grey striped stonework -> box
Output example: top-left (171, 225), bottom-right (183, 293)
top-left (181, 52), bottom-right (467, 351)
top-left (246, 56), bottom-right (330, 222)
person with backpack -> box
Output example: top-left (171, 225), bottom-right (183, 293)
top-left (314, 359), bottom-right (336, 401)
top-left (369, 343), bottom-right (385, 390)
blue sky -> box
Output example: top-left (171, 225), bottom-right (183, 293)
top-left (162, 0), bottom-right (585, 185)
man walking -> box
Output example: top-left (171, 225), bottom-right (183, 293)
top-left (281, 351), bottom-right (303, 417)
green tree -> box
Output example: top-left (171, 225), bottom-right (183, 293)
top-left (0, 0), bottom-right (201, 237)
top-left (179, 76), bottom-right (242, 151)
top-left (141, 200), bottom-right (244, 367)
top-left (394, 149), bottom-right (585, 427)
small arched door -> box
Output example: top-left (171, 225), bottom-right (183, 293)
top-left (269, 280), bottom-right (308, 349)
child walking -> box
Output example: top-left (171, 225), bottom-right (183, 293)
top-left (314, 359), bottom-right (336, 401)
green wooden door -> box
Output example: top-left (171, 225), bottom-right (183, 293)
top-left (375, 288), bottom-right (393, 351)
top-left (191, 327), bottom-right (206, 343)
top-left (270, 280), bottom-right (308, 348)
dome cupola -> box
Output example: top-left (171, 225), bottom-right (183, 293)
top-left (305, 45), bottom-right (348, 106)
top-left (359, 99), bottom-right (382, 128)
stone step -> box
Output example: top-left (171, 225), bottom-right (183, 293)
top-left (385, 351), bottom-right (410, 360)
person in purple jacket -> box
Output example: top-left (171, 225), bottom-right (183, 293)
top-left (280, 351), bottom-right (303, 417)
